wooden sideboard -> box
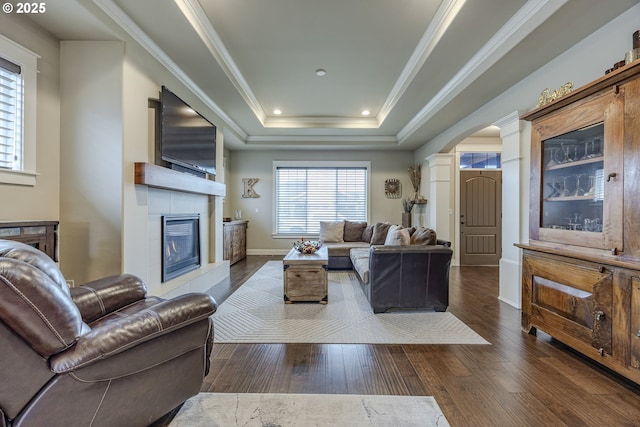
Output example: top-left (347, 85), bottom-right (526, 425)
top-left (223, 220), bottom-right (248, 265)
top-left (0, 221), bottom-right (59, 261)
top-left (519, 60), bottom-right (640, 385)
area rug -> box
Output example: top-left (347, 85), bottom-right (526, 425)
top-left (213, 261), bottom-right (489, 345)
top-left (169, 393), bottom-right (450, 426)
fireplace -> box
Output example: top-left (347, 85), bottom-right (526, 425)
top-left (162, 214), bottom-right (201, 282)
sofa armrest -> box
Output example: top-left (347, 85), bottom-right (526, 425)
top-left (50, 293), bottom-right (217, 373)
top-left (70, 274), bottom-right (147, 323)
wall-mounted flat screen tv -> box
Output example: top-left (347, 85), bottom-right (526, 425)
top-left (160, 86), bottom-right (216, 176)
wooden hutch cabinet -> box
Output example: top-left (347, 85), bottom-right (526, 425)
top-left (519, 61), bottom-right (640, 384)
top-left (223, 220), bottom-right (248, 265)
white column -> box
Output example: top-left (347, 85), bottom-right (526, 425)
top-left (496, 111), bottom-right (523, 308)
top-left (426, 154), bottom-right (454, 242)
top-left (413, 203), bottom-right (427, 228)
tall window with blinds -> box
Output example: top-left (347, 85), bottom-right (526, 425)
top-left (275, 165), bottom-right (368, 235)
top-left (0, 57), bottom-right (22, 170)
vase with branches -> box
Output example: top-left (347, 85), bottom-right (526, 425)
top-left (408, 163), bottom-right (426, 203)
top-left (401, 197), bottom-right (415, 227)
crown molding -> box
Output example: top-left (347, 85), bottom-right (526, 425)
top-left (263, 116), bottom-right (380, 129)
top-left (397, 0), bottom-right (567, 144)
top-left (94, 0), bottom-right (567, 145)
top-left (175, 0), bottom-right (465, 131)
top-left (93, 0), bottom-right (247, 139)
top-left (377, 0), bottom-right (465, 126)
top-left (175, 0), bottom-right (266, 124)
top-left (175, 0), bottom-right (387, 130)
top-left (245, 135), bottom-right (398, 146)
top-left (493, 111), bottom-right (521, 129)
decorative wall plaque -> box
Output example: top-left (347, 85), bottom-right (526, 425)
top-left (384, 179), bottom-right (402, 199)
top-left (242, 178), bottom-right (260, 198)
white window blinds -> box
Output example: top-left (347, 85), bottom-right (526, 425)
top-left (0, 57), bottom-right (22, 170)
top-left (275, 166), bottom-right (368, 235)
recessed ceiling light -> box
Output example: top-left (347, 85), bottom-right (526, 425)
top-left (315, 68), bottom-right (327, 77)
top-left (273, 109), bottom-right (282, 115)
top-left (361, 110), bottom-right (370, 116)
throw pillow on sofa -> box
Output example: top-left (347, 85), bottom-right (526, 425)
top-left (362, 224), bottom-right (374, 243)
top-left (343, 220), bottom-right (367, 242)
top-left (384, 225), bottom-right (410, 245)
top-left (410, 227), bottom-right (437, 245)
top-left (370, 222), bottom-right (392, 245)
top-left (319, 220), bottom-right (345, 243)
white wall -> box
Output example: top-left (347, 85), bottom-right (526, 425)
top-left (119, 47), bottom-right (228, 297)
top-left (227, 149), bottom-right (414, 253)
top-left (59, 41), bottom-right (124, 283)
top-left (496, 112), bottom-right (525, 308)
top-left (58, 41), bottom-right (228, 296)
top-left (0, 14), bottom-right (60, 221)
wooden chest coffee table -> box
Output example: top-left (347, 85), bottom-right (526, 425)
top-left (282, 246), bottom-right (328, 304)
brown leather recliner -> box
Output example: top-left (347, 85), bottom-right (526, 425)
top-left (0, 239), bottom-right (217, 427)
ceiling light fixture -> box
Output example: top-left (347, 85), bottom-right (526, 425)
top-left (315, 68), bottom-right (327, 77)
top-left (273, 109), bottom-right (282, 115)
top-left (361, 110), bottom-right (370, 116)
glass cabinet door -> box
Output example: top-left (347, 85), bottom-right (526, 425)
top-left (541, 123), bottom-right (604, 233)
top-left (532, 88), bottom-right (624, 253)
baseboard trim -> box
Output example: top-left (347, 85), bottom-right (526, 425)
top-left (499, 257), bottom-right (521, 309)
top-left (498, 295), bottom-right (520, 308)
top-left (248, 249), bottom-right (289, 256)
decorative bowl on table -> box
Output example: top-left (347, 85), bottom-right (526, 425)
top-left (293, 240), bottom-right (322, 254)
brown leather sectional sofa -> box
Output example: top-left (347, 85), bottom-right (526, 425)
top-left (320, 221), bottom-right (453, 313)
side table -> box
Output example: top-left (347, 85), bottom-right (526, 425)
top-left (0, 221), bottom-right (59, 261)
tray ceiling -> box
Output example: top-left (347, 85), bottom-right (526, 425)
top-left (25, 0), bottom-right (638, 150)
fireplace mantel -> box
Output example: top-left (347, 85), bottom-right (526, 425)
top-left (134, 162), bottom-right (225, 196)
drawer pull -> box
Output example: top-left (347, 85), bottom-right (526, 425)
top-left (611, 247), bottom-right (618, 256)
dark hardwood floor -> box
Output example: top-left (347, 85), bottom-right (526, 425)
top-left (202, 256), bottom-right (640, 426)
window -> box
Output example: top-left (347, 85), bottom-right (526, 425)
top-left (460, 152), bottom-right (501, 169)
top-left (0, 57), bottom-right (23, 170)
top-left (274, 161), bottom-right (369, 235)
top-left (0, 35), bottom-right (38, 186)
